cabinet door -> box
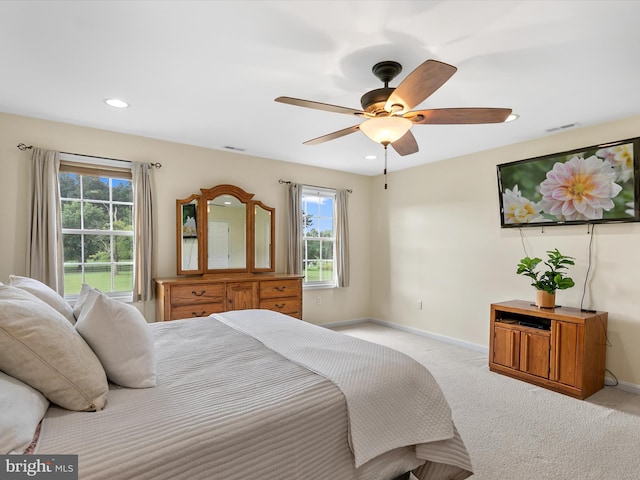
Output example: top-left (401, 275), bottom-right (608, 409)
top-left (226, 282), bottom-right (258, 311)
top-left (550, 321), bottom-right (580, 387)
top-left (520, 331), bottom-right (550, 378)
top-left (493, 326), bottom-right (520, 369)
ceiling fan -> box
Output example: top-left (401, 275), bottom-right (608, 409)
top-left (275, 59), bottom-right (512, 157)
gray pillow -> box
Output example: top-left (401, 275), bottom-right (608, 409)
top-left (73, 283), bottom-right (101, 320)
top-left (76, 290), bottom-right (156, 388)
top-left (0, 371), bottom-right (49, 454)
top-left (9, 275), bottom-right (76, 325)
top-left (0, 285), bottom-right (108, 411)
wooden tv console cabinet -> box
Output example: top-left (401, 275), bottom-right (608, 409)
top-left (489, 300), bottom-right (608, 399)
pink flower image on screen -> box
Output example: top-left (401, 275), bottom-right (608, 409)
top-left (539, 155), bottom-right (622, 221)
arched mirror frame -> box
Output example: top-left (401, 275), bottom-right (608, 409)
top-left (201, 184), bottom-right (253, 274)
top-left (176, 184), bottom-right (275, 275)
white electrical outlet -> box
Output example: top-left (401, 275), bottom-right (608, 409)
top-left (417, 300), bottom-right (423, 310)
top-left (316, 296), bottom-right (322, 305)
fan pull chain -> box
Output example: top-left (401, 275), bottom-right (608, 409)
top-left (384, 144), bottom-right (388, 190)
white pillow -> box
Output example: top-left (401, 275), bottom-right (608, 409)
top-left (0, 371), bottom-right (49, 454)
top-left (73, 283), bottom-right (100, 320)
top-left (0, 285), bottom-right (108, 411)
top-left (9, 275), bottom-right (76, 325)
top-left (76, 291), bottom-right (156, 388)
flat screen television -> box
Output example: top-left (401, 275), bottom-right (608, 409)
top-left (497, 136), bottom-right (640, 228)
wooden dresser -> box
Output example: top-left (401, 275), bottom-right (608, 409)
top-left (155, 274), bottom-right (303, 322)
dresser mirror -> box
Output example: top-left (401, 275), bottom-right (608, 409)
top-left (176, 195), bottom-right (202, 275)
top-left (176, 184), bottom-right (274, 275)
top-left (253, 202), bottom-right (274, 271)
top-left (205, 192), bottom-right (247, 270)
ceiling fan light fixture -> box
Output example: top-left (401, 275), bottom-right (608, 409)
top-left (359, 116), bottom-right (412, 145)
top-left (505, 113), bottom-right (519, 122)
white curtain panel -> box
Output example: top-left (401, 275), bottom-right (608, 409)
top-left (132, 162), bottom-right (154, 302)
top-left (286, 183), bottom-right (303, 275)
top-left (26, 148), bottom-right (64, 294)
top-left (335, 189), bottom-right (350, 288)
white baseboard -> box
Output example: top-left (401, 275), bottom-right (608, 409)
top-left (611, 379), bottom-right (640, 395)
top-left (325, 317), bottom-right (640, 395)
top-left (319, 318), bottom-right (372, 329)
top-left (323, 317), bottom-right (487, 354)
top-left (369, 318), bottom-right (489, 354)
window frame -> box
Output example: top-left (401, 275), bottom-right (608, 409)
top-left (58, 153), bottom-right (135, 302)
top-left (301, 185), bottom-right (337, 289)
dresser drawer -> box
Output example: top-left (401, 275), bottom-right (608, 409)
top-left (259, 279), bottom-right (301, 299)
top-left (169, 303), bottom-right (225, 320)
top-left (259, 298), bottom-right (302, 316)
top-left (170, 283), bottom-right (225, 305)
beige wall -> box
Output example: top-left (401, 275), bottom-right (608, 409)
top-left (370, 113), bottom-right (640, 388)
top-left (2, 111), bottom-right (640, 388)
top-left (0, 112), bottom-right (372, 325)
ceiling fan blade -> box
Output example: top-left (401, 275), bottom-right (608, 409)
top-left (391, 130), bottom-right (419, 156)
top-left (275, 96), bottom-right (365, 116)
top-left (385, 60), bottom-right (457, 113)
top-left (406, 107), bottom-right (513, 125)
top-left (303, 125), bottom-right (361, 145)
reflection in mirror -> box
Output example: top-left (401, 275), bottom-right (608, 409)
top-left (177, 185), bottom-right (275, 275)
top-left (178, 197), bottom-right (201, 274)
top-left (254, 204), bottom-right (272, 269)
top-left (207, 195), bottom-right (246, 269)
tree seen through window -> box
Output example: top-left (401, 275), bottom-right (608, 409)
top-left (301, 187), bottom-right (335, 285)
top-left (59, 172), bottom-right (134, 295)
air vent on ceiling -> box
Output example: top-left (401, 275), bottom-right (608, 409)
top-left (223, 145), bottom-right (246, 152)
top-left (545, 122), bottom-right (580, 133)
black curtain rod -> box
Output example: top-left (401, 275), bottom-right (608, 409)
top-left (278, 179), bottom-right (352, 193)
top-left (16, 143), bottom-right (162, 169)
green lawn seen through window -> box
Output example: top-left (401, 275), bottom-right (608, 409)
top-left (63, 267), bottom-right (133, 295)
top-left (304, 264), bottom-right (334, 283)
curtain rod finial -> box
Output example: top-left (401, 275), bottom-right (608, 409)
top-left (17, 143), bottom-right (33, 151)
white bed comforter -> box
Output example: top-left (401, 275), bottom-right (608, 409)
top-left (214, 310), bottom-right (454, 468)
top-left (36, 310), bottom-right (472, 480)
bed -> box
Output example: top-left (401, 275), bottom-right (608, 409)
top-left (1, 280), bottom-right (472, 480)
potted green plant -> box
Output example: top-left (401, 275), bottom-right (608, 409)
top-left (516, 249), bottom-right (575, 308)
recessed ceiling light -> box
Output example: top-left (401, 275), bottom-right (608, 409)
top-left (505, 113), bottom-right (519, 122)
top-left (364, 155), bottom-right (378, 160)
top-left (104, 98), bottom-right (129, 108)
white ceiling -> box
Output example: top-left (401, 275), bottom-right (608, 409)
top-left (2, 0), bottom-right (640, 176)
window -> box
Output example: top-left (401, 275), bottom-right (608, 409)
top-left (301, 186), bottom-right (336, 287)
top-left (59, 154), bottom-right (134, 300)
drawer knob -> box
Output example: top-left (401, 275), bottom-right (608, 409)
top-left (191, 311), bottom-right (206, 317)
top-left (275, 303), bottom-right (285, 309)
top-left (275, 286), bottom-right (286, 292)
top-left (192, 290), bottom-right (206, 297)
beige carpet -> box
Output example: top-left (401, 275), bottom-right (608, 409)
top-left (333, 322), bottom-right (640, 480)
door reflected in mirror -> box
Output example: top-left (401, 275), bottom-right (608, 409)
top-left (207, 195), bottom-right (246, 270)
